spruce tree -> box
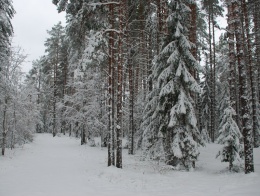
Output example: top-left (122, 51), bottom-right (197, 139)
top-left (142, 0), bottom-right (204, 170)
top-left (200, 61), bottom-right (211, 143)
top-left (216, 99), bottom-right (244, 171)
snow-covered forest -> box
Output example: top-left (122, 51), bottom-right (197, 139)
top-left (1, 0), bottom-right (260, 195)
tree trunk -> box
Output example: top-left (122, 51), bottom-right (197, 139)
top-left (2, 98), bottom-right (8, 156)
top-left (69, 124), bottom-right (72, 137)
top-left (232, 0), bottom-right (254, 174)
top-left (53, 94), bottom-right (56, 137)
top-left (11, 105), bottom-right (17, 150)
top-left (53, 60), bottom-right (58, 137)
top-left (227, 1), bottom-right (238, 118)
top-left (128, 50), bottom-right (134, 155)
top-left (211, 10), bottom-right (216, 142)
top-left (81, 125), bottom-right (86, 145)
top-left (156, 0), bottom-right (161, 55)
top-left (208, 7), bottom-right (214, 142)
top-left (36, 66), bottom-right (42, 133)
top-left (61, 59), bottom-right (68, 135)
top-left (253, 0), bottom-right (260, 147)
top-left (116, 0), bottom-right (124, 169)
top-left (108, 3), bottom-right (115, 166)
top-left (229, 145), bottom-right (233, 171)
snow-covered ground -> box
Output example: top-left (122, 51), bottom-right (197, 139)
top-left (0, 134), bottom-right (259, 196)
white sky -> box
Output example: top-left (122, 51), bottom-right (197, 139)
top-left (12, 0), bottom-right (66, 73)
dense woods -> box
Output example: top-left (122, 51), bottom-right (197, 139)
top-left (1, 0), bottom-right (260, 174)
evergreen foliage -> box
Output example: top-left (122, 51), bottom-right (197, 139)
top-left (216, 100), bottom-right (244, 171)
top-left (142, 0), bottom-right (204, 170)
top-left (0, 0), bottom-right (15, 68)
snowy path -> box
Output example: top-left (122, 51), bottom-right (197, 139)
top-left (0, 134), bottom-right (110, 196)
top-left (0, 134), bottom-right (260, 196)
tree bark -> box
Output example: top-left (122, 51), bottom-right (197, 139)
top-left (115, 0), bottom-right (125, 169)
top-left (128, 50), bottom-right (134, 155)
top-left (2, 98), bottom-right (8, 156)
top-left (232, 0), bottom-right (254, 174)
top-left (108, 3), bottom-right (115, 166)
top-left (252, 0), bottom-right (260, 148)
top-left (227, 1), bottom-right (238, 119)
top-left (208, 7), bottom-right (214, 142)
top-left (81, 125), bottom-right (86, 145)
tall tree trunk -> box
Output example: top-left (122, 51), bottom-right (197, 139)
top-left (233, 0), bottom-right (254, 174)
top-left (253, 0), bottom-right (260, 147)
top-left (147, 0), bottom-right (153, 93)
top-left (127, 0), bottom-right (135, 155)
top-left (2, 98), bottom-right (8, 156)
top-left (252, 1), bottom-right (260, 103)
top-left (189, 3), bottom-right (197, 63)
top-left (156, 0), bottom-right (161, 55)
top-left (140, 9), bottom-right (147, 101)
top-left (227, 1), bottom-right (237, 118)
top-left (53, 67), bottom-right (57, 137)
top-left (128, 49), bottom-right (134, 155)
top-left (189, 2), bottom-right (199, 133)
top-left (11, 103), bottom-right (17, 150)
top-left (108, 3), bottom-right (115, 166)
top-left (61, 60), bottom-right (67, 135)
top-left (208, 8), bottom-right (214, 142)
top-left (135, 65), bottom-right (139, 98)
top-left (116, 0), bottom-right (125, 169)
top-left (53, 44), bottom-right (59, 137)
top-left (211, 10), bottom-right (217, 142)
top-left (36, 67), bottom-right (42, 133)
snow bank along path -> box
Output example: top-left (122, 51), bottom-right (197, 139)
top-left (0, 134), bottom-right (259, 196)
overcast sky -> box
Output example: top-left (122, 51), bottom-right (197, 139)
top-left (12, 0), bottom-right (66, 73)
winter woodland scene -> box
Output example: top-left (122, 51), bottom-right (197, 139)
top-left (0, 0), bottom-right (260, 195)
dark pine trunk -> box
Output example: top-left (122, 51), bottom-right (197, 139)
top-left (233, 0), bottom-right (254, 174)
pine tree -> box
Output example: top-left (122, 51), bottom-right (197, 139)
top-left (44, 22), bottom-right (66, 137)
top-left (27, 59), bottom-right (43, 133)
